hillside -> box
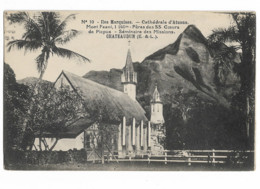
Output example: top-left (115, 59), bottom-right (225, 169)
top-left (84, 25), bottom-right (241, 108)
top-left (82, 25), bottom-right (245, 150)
top-left (17, 77), bottom-right (52, 86)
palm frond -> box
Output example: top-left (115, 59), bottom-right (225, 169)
top-left (52, 46), bottom-right (90, 63)
top-left (208, 26), bottom-right (240, 43)
top-left (52, 14), bottom-right (76, 39)
top-left (7, 12), bottom-right (43, 39)
top-left (7, 12), bottom-right (28, 24)
top-left (38, 12), bottom-right (61, 41)
top-left (55, 29), bottom-right (80, 45)
top-left (7, 40), bottom-right (42, 52)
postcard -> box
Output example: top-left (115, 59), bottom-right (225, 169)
top-left (3, 11), bottom-right (256, 170)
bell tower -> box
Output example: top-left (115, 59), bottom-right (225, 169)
top-left (121, 41), bottom-right (137, 100)
top-left (150, 84), bottom-right (164, 124)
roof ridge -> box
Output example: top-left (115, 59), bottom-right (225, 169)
top-left (62, 70), bottom-right (138, 101)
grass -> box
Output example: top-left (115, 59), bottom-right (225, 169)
top-left (5, 162), bottom-right (254, 171)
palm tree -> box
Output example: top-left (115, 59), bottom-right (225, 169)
top-left (7, 12), bottom-right (90, 80)
top-left (6, 12), bottom-right (90, 149)
top-left (208, 12), bottom-right (256, 147)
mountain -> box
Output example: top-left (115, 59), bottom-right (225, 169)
top-left (17, 77), bottom-right (52, 86)
top-left (84, 25), bottom-right (241, 109)
top-left (83, 69), bottom-right (123, 91)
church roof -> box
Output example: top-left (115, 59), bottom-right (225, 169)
top-left (58, 70), bottom-right (147, 124)
top-left (123, 49), bottom-right (135, 73)
top-left (34, 117), bottom-right (94, 138)
top-left (37, 71), bottom-right (148, 138)
top-left (151, 85), bottom-right (162, 103)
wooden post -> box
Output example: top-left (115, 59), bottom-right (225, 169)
top-left (236, 152), bottom-right (240, 164)
top-left (132, 118), bottom-right (136, 146)
top-left (140, 120), bottom-right (143, 147)
top-left (129, 154), bottom-right (131, 161)
top-left (165, 151), bottom-right (167, 165)
top-left (212, 149), bottom-right (215, 165)
top-left (148, 121), bottom-right (151, 147)
top-left (188, 152), bottom-right (191, 166)
top-left (122, 117), bottom-right (126, 146)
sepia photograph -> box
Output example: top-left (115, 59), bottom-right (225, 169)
top-left (3, 11), bottom-right (255, 171)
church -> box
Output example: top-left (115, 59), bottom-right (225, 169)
top-left (32, 45), bottom-right (165, 158)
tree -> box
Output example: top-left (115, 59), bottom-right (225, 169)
top-left (208, 12), bottom-right (256, 148)
top-left (6, 12), bottom-right (90, 148)
top-left (4, 63), bottom-right (29, 151)
top-left (26, 84), bottom-right (87, 151)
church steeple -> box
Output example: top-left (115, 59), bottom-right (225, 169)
top-left (121, 41), bottom-right (137, 100)
top-left (124, 49), bottom-right (134, 73)
top-left (150, 84), bottom-right (164, 124)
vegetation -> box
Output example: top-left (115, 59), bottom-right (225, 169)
top-left (4, 63), bottom-right (29, 150)
top-left (26, 84), bottom-right (86, 151)
top-left (4, 63), bottom-right (86, 153)
top-left (6, 11), bottom-right (90, 149)
top-left (208, 12), bottom-right (256, 149)
top-left (163, 13), bottom-right (255, 150)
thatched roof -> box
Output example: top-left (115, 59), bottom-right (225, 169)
top-left (35, 117), bottom-right (94, 138)
top-left (37, 71), bottom-right (147, 139)
top-left (57, 71), bottom-right (147, 124)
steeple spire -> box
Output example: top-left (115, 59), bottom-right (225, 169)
top-left (124, 41), bottom-right (134, 73)
top-left (121, 41), bottom-right (137, 100)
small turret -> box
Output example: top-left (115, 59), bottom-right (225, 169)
top-left (150, 84), bottom-right (164, 124)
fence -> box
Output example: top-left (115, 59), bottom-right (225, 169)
top-left (88, 149), bottom-right (254, 166)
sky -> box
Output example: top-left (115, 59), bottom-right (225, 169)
top-left (4, 11), bottom-right (233, 82)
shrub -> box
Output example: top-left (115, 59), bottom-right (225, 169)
top-left (5, 149), bottom-right (88, 167)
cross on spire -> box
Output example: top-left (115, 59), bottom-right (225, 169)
top-left (128, 40), bottom-right (131, 47)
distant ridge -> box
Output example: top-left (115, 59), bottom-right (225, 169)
top-left (82, 24), bottom-right (241, 109)
top-left (17, 77), bottom-right (51, 86)
top-left (144, 25), bottom-right (208, 61)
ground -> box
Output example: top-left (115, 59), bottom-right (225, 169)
top-left (6, 162), bottom-right (254, 171)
